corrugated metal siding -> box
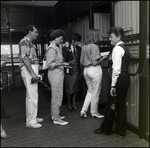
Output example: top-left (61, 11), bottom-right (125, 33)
top-left (90, 1), bottom-right (100, 6)
top-left (9, 7), bottom-right (32, 28)
top-left (1, 5), bottom-right (55, 29)
top-left (68, 1), bottom-right (89, 21)
top-left (1, 8), bottom-right (8, 28)
top-left (90, 1), bottom-right (106, 7)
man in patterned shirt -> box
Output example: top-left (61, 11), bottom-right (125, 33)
top-left (19, 25), bottom-right (43, 129)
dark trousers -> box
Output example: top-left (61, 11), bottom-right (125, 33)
top-left (101, 72), bottom-right (130, 136)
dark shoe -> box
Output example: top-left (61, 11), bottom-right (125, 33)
top-left (2, 114), bottom-right (11, 119)
top-left (72, 104), bottom-right (77, 110)
top-left (1, 134), bottom-right (11, 139)
top-left (67, 105), bottom-right (73, 111)
top-left (94, 127), bottom-right (104, 134)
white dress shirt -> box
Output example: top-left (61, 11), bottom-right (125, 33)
top-left (111, 41), bottom-right (125, 87)
top-left (71, 45), bottom-right (76, 56)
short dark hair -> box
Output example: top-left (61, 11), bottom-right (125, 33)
top-left (108, 26), bottom-right (124, 41)
top-left (25, 24), bottom-right (36, 35)
top-left (69, 33), bottom-right (82, 43)
top-left (50, 29), bottom-right (66, 41)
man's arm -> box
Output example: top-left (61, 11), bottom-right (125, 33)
top-left (22, 56), bottom-right (38, 80)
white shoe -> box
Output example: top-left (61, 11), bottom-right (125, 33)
top-left (1, 132), bottom-right (11, 139)
top-left (36, 117), bottom-right (43, 123)
top-left (91, 113), bottom-right (104, 118)
top-left (80, 110), bottom-right (87, 118)
top-left (51, 116), bottom-right (65, 120)
top-left (26, 123), bottom-right (42, 128)
top-left (53, 119), bottom-right (68, 125)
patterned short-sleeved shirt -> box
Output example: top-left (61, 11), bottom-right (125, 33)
top-left (19, 36), bottom-right (37, 68)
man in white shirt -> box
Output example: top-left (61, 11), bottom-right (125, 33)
top-left (19, 25), bottom-right (43, 129)
top-left (94, 26), bottom-right (130, 139)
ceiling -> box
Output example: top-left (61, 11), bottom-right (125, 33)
top-left (1, 1), bottom-right (58, 7)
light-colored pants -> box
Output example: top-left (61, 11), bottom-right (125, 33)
top-left (21, 65), bottom-right (39, 125)
top-left (48, 68), bottom-right (64, 121)
top-left (82, 65), bottom-right (102, 114)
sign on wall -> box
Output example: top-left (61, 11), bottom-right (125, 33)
top-left (127, 44), bottom-right (139, 59)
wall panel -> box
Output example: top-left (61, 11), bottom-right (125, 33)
top-left (114, 1), bottom-right (140, 128)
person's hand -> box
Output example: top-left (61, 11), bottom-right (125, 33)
top-left (63, 62), bottom-right (69, 66)
top-left (31, 72), bottom-right (39, 83)
top-left (110, 87), bottom-right (116, 97)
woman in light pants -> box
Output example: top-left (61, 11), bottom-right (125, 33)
top-left (82, 65), bottom-right (102, 116)
top-left (80, 29), bottom-right (107, 118)
top-left (46, 29), bottom-right (69, 125)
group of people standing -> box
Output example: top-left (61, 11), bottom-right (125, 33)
top-left (1, 24), bottom-right (130, 140)
top-left (46, 29), bottom-right (108, 126)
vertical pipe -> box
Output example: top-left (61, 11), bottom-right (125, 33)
top-left (89, 8), bottom-right (94, 29)
top-left (6, 7), bottom-right (15, 88)
top-left (111, 1), bottom-right (114, 26)
top-left (139, 1), bottom-right (147, 140)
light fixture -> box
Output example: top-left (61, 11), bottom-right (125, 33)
top-left (10, 29), bottom-right (16, 31)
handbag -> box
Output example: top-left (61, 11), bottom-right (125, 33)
top-left (42, 56), bottom-right (48, 69)
top-left (64, 66), bottom-right (73, 74)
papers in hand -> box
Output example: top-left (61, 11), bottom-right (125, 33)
top-left (101, 51), bottom-right (110, 56)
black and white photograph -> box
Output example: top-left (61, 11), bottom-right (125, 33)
top-left (1, 1), bottom-right (149, 147)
